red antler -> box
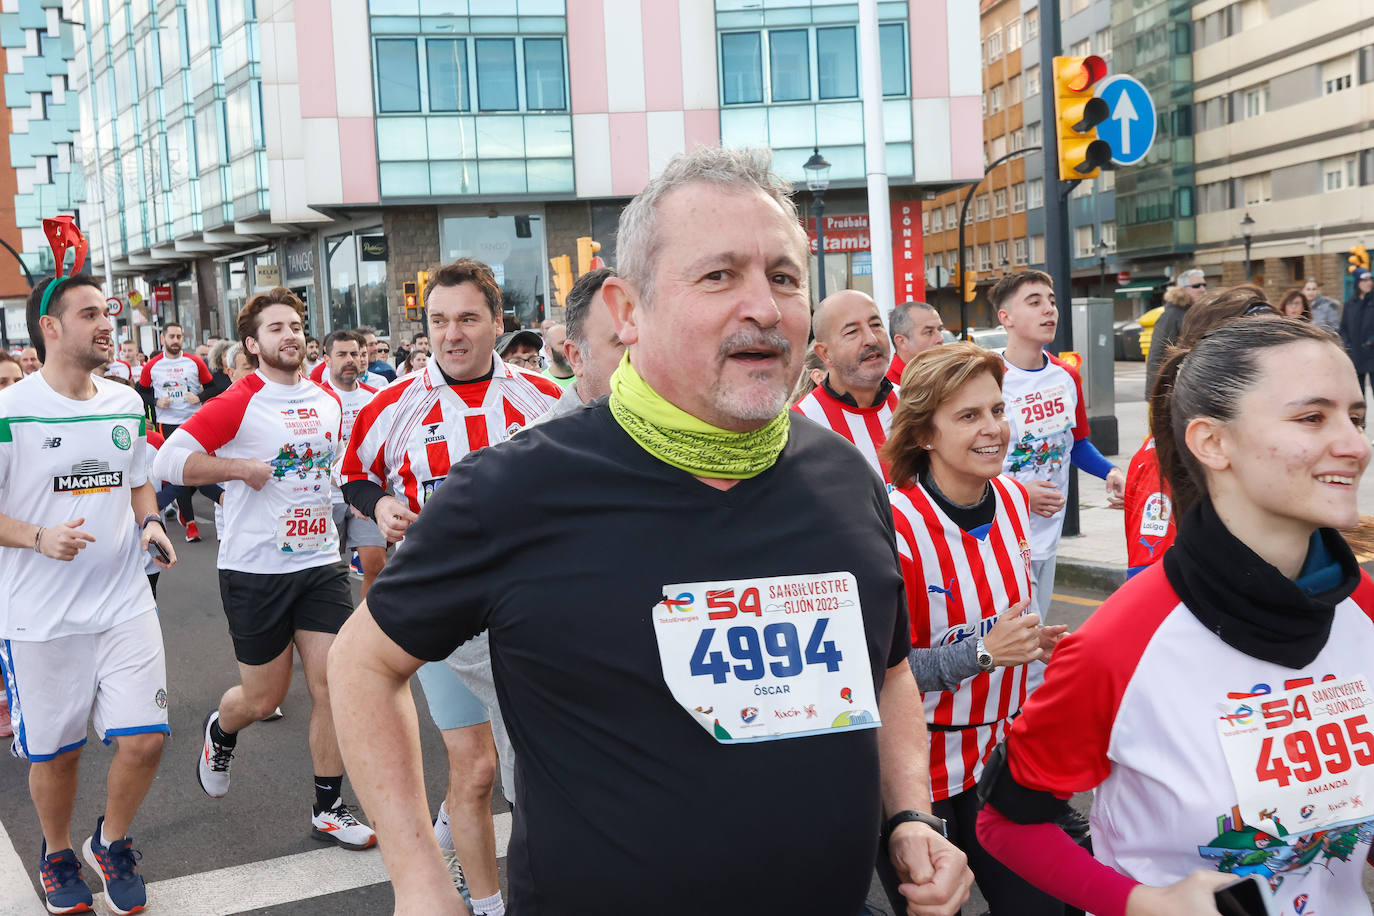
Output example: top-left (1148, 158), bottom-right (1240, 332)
top-left (42, 215), bottom-right (88, 278)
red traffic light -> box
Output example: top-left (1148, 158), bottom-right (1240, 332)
top-left (1065, 55), bottom-right (1108, 92)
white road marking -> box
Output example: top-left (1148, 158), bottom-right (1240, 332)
top-left (8, 811), bottom-right (512, 915)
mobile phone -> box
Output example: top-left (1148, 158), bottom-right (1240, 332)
top-left (1214, 875), bottom-right (1276, 916)
top-left (147, 538), bottom-right (170, 564)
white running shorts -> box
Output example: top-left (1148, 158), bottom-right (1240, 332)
top-left (1, 610), bottom-right (169, 761)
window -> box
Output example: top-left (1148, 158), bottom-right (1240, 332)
top-left (1026, 64), bottom-right (1040, 97)
top-left (944, 204), bottom-right (956, 225)
top-left (922, 209), bottom-right (930, 232)
top-left (475, 39), bottom-right (518, 111)
top-left (1010, 127), bottom-right (1025, 151)
top-left (1012, 182), bottom-right (1026, 212)
top-left (993, 188), bottom-right (1008, 217)
top-left (975, 194), bottom-right (989, 220)
top-left (1025, 8), bottom-right (1039, 40)
top-left (817, 27), bottom-right (858, 99)
top-left (769, 30), bottom-right (810, 102)
top-left (1007, 74), bottom-right (1022, 105)
top-left (376, 38), bottom-right (420, 112)
top-left (524, 38), bottom-right (566, 111)
top-left (1101, 221), bottom-right (1116, 248)
top-left (930, 208), bottom-right (943, 232)
top-left (989, 134), bottom-right (1006, 161)
top-left (1101, 169), bottom-right (1115, 191)
top-left (1028, 178), bottom-right (1044, 209)
top-left (996, 241), bottom-right (1009, 267)
top-left (1030, 235), bottom-right (1044, 263)
top-left (1075, 225), bottom-right (1095, 257)
top-left (1095, 27), bottom-right (1112, 60)
top-left (1071, 177), bottom-right (1093, 198)
top-left (988, 84), bottom-right (1002, 112)
top-left (1026, 120), bottom-right (1041, 146)
top-left (1242, 84), bottom-right (1267, 119)
top-left (1243, 173), bottom-right (1271, 206)
top-left (1323, 55), bottom-right (1354, 95)
top-left (1014, 238), bottom-right (1028, 263)
top-left (1065, 0), bottom-right (1090, 15)
top-left (426, 39), bottom-right (468, 112)
top-left (1324, 156), bottom-right (1356, 192)
top-left (1068, 38), bottom-right (1089, 57)
top-left (721, 33), bottom-right (763, 104)
top-left (986, 29), bottom-right (1002, 61)
top-left (978, 243), bottom-right (993, 271)
top-left (1006, 19), bottom-right (1022, 52)
top-left (880, 23), bottom-right (907, 96)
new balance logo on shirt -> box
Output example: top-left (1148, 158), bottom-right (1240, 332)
top-left (41, 437), bottom-right (61, 448)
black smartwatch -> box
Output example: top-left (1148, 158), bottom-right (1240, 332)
top-left (884, 809), bottom-right (948, 839)
top-left (141, 513), bottom-right (165, 531)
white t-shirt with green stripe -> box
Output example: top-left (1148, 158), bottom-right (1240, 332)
top-left (0, 373), bottom-right (156, 641)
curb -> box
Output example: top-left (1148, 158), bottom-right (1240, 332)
top-left (1054, 558), bottom-right (1127, 594)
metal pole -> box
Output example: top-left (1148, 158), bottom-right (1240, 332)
top-left (815, 191), bottom-right (828, 301)
top-left (1099, 254), bottom-right (1106, 298)
top-left (1244, 239), bottom-right (1252, 281)
top-left (857, 0), bottom-right (894, 328)
top-left (955, 146), bottom-right (1042, 339)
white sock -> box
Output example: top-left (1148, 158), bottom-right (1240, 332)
top-left (470, 892), bottom-right (504, 916)
top-left (433, 800), bottom-right (453, 850)
top-left (100, 824), bottom-right (118, 848)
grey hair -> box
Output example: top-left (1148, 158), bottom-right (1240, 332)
top-left (616, 146), bottom-right (805, 307)
top-left (224, 342), bottom-right (243, 370)
top-left (1177, 268), bottom-right (1205, 287)
top-left (888, 300), bottom-right (938, 344)
top-left (208, 339), bottom-right (234, 375)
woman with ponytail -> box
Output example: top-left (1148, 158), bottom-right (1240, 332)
top-left (977, 318), bottom-right (1374, 915)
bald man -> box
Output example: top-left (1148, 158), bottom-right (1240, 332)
top-left (19, 346), bottom-right (40, 375)
top-left (792, 290), bottom-right (900, 481)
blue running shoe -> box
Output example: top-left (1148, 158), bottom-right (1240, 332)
top-left (81, 817), bottom-right (146, 915)
top-left (349, 551), bottom-right (363, 578)
top-left (38, 843), bottom-right (93, 914)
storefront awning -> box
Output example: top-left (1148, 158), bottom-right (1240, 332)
top-left (1114, 278), bottom-right (1170, 298)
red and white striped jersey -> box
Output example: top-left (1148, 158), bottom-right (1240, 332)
top-left (792, 383), bottom-right (899, 482)
top-left (339, 354), bottom-right (561, 513)
top-left (170, 372), bottom-right (343, 574)
top-left (318, 379), bottom-right (377, 506)
top-left (890, 474), bottom-right (1034, 801)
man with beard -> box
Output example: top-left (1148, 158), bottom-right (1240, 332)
top-left (1, 272), bottom-right (176, 915)
top-left (329, 148), bottom-right (972, 916)
top-left (152, 288), bottom-right (376, 851)
top-left (541, 322), bottom-right (576, 389)
top-left (137, 322), bottom-right (216, 541)
top-left (793, 289), bottom-right (901, 482)
top-left (19, 345), bottom-right (41, 374)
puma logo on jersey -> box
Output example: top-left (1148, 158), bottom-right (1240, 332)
top-left (927, 576), bottom-right (957, 597)
top-left (41, 437), bottom-right (61, 448)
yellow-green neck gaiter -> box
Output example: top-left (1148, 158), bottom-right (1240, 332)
top-left (608, 353), bottom-right (789, 479)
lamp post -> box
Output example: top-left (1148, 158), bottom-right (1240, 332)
top-left (804, 147), bottom-right (832, 301)
top-left (1096, 238), bottom-right (1109, 298)
top-left (1241, 213), bottom-right (1255, 281)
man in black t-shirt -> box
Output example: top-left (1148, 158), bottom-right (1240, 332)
top-left (329, 148), bottom-right (973, 916)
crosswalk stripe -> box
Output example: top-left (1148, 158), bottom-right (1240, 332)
top-left (9, 811), bottom-right (512, 915)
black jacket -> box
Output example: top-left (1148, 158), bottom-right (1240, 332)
top-left (1144, 302), bottom-right (1187, 397)
top-left (1340, 290), bottom-right (1374, 373)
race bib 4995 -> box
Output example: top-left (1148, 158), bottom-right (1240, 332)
top-left (651, 572), bottom-right (881, 744)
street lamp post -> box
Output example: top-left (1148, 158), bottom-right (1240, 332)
top-left (1241, 213), bottom-right (1255, 281)
top-left (1096, 238), bottom-right (1109, 298)
top-left (804, 147), bottom-right (832, 301)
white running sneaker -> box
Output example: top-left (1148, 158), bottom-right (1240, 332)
top-left (441, 847), bottom-right (472, 905)
top-left (311, 801), bottom-right (377, 850)
top-left (197, 710), bottom-right (234, 798)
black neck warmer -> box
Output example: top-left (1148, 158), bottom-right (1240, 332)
top-left (1162, 498), bottom-right (1360, 669)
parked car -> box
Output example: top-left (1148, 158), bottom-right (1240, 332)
top-left (966, 327), bottom-right (1008, 351)
top-left (1114, 320), bottom-right (1144, 361)
top-left (1137, 306), bottom-right (1165, 360)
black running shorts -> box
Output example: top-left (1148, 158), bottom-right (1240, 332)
top-left (217, 563), bottom-right (354, 665)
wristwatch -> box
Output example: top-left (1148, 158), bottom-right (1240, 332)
top-left (975, 637), bottom-right (995, 673)
top-left (141, 513), bottom-right (165, 530)
top-left (884, 809), bottom-right (948, 839)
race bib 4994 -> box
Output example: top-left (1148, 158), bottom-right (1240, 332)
top-left (651, 572), bottom-right (881, 744)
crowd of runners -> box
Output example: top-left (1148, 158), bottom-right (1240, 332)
top-left (1, 146), bottom-right (1372, 916)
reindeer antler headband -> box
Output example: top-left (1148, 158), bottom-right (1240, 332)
top-left (39, 215), bottom-right (89, 317)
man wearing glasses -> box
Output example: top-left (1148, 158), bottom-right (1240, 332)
top-left (1145, 268), bottom-right (1206, 395)
top-left (496, 329), bottom-right (545, 371)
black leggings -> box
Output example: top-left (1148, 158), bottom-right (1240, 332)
top-left (874, 787), bottom-right (1065, 916)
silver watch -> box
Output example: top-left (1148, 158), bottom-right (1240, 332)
top-left (975, 637), bottom-right (995, 673)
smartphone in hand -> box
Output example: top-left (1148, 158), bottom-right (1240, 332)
top-left (147, 538), bottom-right (170, 564)
top-left (1214, 875), bottom-right (1276, 916)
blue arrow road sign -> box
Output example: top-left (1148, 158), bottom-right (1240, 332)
top-left (1094, 75), bottom-right (1156, 167)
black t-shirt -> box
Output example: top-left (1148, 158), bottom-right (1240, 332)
top-left (368, 404), bottom-right (910, 915)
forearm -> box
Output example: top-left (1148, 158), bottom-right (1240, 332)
top-left (908, 641), bottom-right (980, 694)
top-left (342, 479), bottom-right (387, 520)
top-left (130, 482), bottom-right (159, 522)
top-left (175, 451), bottom-right (248, 487)
top-left (1070, 438), bottom-right (1116, 479)
top-left (0, 511), bottom-right (42, 550)
top-left (329, 607), bottom-right (461, 908)
top-left (878, 662), bottom-right (934, 816)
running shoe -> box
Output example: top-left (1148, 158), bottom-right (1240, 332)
top-left (161, 503), bottom-right (176, 521)
top-left (184, 520), bottom-right (202, 543)
top-left (38, 843), bottom-right (93, 914)
top-left (1056, 807), bottom-right (1092, 844)
top-left (349, 551), bottom-right (363, 579)
top-left (441, 848), bottom-right (473, 906)
top-left (310, 801), bottom-right (377, 850)
top-left (197, 710), bottom-right (234, 798)
top-left (262, 706), bottom-right (284, 721)
top-left (0, 694), bottom-right (12, 738)
top-left (82, 817), bottom-right (146, 915)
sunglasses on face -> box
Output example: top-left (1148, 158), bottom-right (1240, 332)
top-left (1188, 283), bottom-right (1207, 290)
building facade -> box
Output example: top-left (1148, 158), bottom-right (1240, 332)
top-left (56, 0), bottom-right (981, 350)
top-left (1190, 0), bottom-right (1370, 304)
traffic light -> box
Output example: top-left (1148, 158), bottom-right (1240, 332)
top-left (1349, 245), bottom-right (1370, 274)
top-left (550, 255), bottom-right (574, 307)
top-left (576, 236), bottom-right (603, 277)
top-left (417, 269), bottom-right (429, 308)
top-left (1052, 55), bottom-right (1113, 181)
top-left (403, 281), bottom-right (420, 320)
top-left (962, 270), bottom-right (978, 303)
